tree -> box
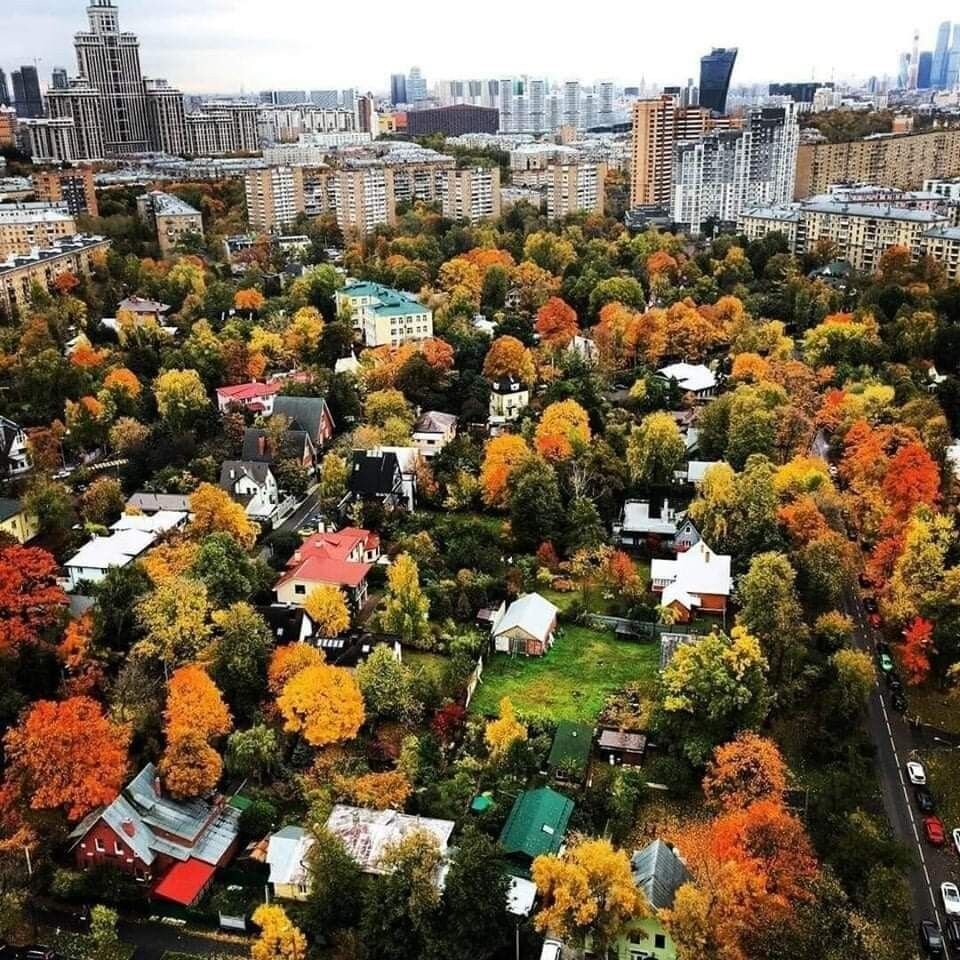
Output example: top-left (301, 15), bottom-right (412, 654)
top-left (702, 732), bottom-right (788, 812)
top-left (882, 442), bottom-right (940, 520)
top-left (284, 306), bottom-right (325, 362)
top-left (356, 644), bottom-right (421, 723)
top-left (482, 335), bottom-right (535, 385)
top-left (102, 367), bottom-right (142, 403)
top-left (480, 434), bottom-right (530, 508)
top-left (153, 368), bottom-right (209, 428)
top-left (79, 477), bottom-right (125, 526)
top-left (235, 288), bottom-right (266, 315)
top-left (830, 648), bottom-right (875, 716)
top-left (109, 416), bottom-right (151, 456)
top-left (660, 628), bottom-right (769, 765)
top-left (188, 482), bottom-right (257, 549)
top-left (164, 664), bottom-right (232, 742)
top-left (524, 231), bottom-right (576, 275)
top-left (318, 451), bottom-right (349, 510)
top-left (508, 455), bottom-right (563, 550)
top-left (89, 905), bottom-right (120, 953)
top-left (532, 838), bottom-right (649, 950)
top-left (534, 399), bottom-right (591, 462)
top-left (627, 412), bottom-right (686, 486)
top-left (211, 602), bottom-right (272, 721)
top-left (226, 725), bottom-right (281, 782)
top-left (899, 617), bottom-right (935, 685)
top-left (251, 904), bottom-right (307, 960)
top-left (23, 477), bottom-right (75, 538)
top-left (535, 297), bottom-right (579, 347)
top-left (277, 663), bottom-right (365, 746)
top-left (159, 731), bottom-right (222, 799)
top-left (381, 553), bottom-right (431, 648)
top-left (0, 546), bottom-right (66, 651)
top-left (91, 563), bottom-right (152, 654)
top-left (3, 696), bottom-right (129, 821)
top-left (301, 827), bottom-right (365, 942)
top-left (135, 576), bottom-right (212, 666)
top-left (485, 697), bottom-right (527, 758)
top-left (191, 531), bottom-right (258, 605)
top-left (304, 585), bottom-right (351, 638)
top-left (267, 643), bottom-right (325, 695)
top-left (336, 770), bottom-right (412, 809)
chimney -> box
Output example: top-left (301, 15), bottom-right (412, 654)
top-left (154, 775), bottom-right (162, 796)
top-left (258, 435), bottom-right (266, 457)
top-left (121, 818), bottom-right (136, 838)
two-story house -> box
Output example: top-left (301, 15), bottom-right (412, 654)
top-left (219, 460), bottom-right (279, 524)
top-left (0, 416), bottom-right (31, 477)
top-left (488, 377), bottom-right (529, 428)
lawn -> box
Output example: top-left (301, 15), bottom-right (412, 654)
top-left (469, 624), bottom-right (660, 723)
top-left (909, 684), bottom-right (960, 734)
top-left (920, 749), bottom-right (960, 830)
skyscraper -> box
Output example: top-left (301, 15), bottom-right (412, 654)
top-left (390, 74), bottom-right (407, 106)
top-left (918, 51), bottom-right (933, 90)
top-left (908, 30), bottom-right (920, 90)
top-left (51, 67), bottom-right (69, 90)
top-left (47, 78), bottom-right (106, 160)
top-left (947, 26), bottom-right (960, 90)
top-left (12, 66), bottom-right (44, 118)
top-left (563, 80), bottom-right (580, 128)
top-left (407, 67), bottom-right (427, 104)
top-left (699, 47), bottom-right (738, 114)
top-left (73, 0), bottom-right (150, 153)
top-left (933, 21), bottom-right (952, 88)
top-left (598, 81), bottom-right (615, 126)
top-left (0, 70), bottom-right (8, 107)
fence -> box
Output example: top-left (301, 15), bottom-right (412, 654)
top-left (585, 614), bottom-right (702, 641)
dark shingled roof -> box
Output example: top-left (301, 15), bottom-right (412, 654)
top-left (630, 840), bottom-right (690, 910)
top-left (546, 721), bottom-right (593, 779)
top-left (272, 396), bottom-right (329, 443)
top-left (349, 451), bottom-right (402, 496)
top-left (257, 604), bottom-right (310, 643)
top-left (241, 427), bottom-right (312, 463)
top-left (0, 497), bottom-right (23, 523)
top-left (220, 460), bottom-right (273, 490)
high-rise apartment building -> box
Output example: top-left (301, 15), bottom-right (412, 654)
top-left (0, 109), bottom-right (16, 149)
top-left (390, 74), bottom-right (407, 107)
top-left (259, 90), bottom-right (308, 106)
top-left (698, 48), bottom-right (738, 115)
top-left (598, 82), bottom-right (615, 127)
top-left (406, 104), bottom-right (499, 137)
top-left (245, 166), bottom-right (306, 234)
top-left (407, 67), bottom-right (427, 104)
top-left (12, 66), bottom-right (44, 118)
top-left (46, 78), bottom-right (106, 161)
top-left (311, 90), bottom-right (339, 109)
top-left (20, 118), bottom-right (80, 164)
top-left (563, 81), bottom-right (581, 128)
top-left (137, 191), bottom-right (204, 256)
top-left (918, 51), bottom-right (933, 90)
top-left (187, 102), bottom-right (259, 156)
top-left (546, 163), bottom-right (607, 219)
top-left (441, 167), bottom-right (501, 223)
top-left (335, 166), bottom-right (396, 235)
top-left (32, 168), bottom-right (99, 218)
top-left (144, 78), bottom-right (188, 155)
top-left (73, 0), bottom-right (150, 153)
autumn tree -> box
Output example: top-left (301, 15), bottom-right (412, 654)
top-left (532, 838), bottom-right (649, 950)
top-left (480, 434), bottom-right (530, 508)
top-left (482, 335), bottom-right (535, 385)
top-left (830, 648), bottom-right (875, 716)
top-left (318, 451), bottom-right (349, 510)
top-left (159, 731), bottom-right (223, 799)
top-left (277, 663), bottom-right (365, 746)
top-left (3, 696), bottom-right (129, 821)
top-left (164, 664), bottom-right (232, 742)
top-left (356, 644), bottom-right (422, 723)
top-left (135, 576), bottom-right (213, 666)
top-left (235, 288), bottom-right (266, 315)
top-left (534, 399), bottom-right (591, 462)
top-left (627, 412), bottom-right (686, 486)
top-left (79, 476), bottom-right (125, 526)
top-left (335, 769), bottom-right (413, 809)
top-left (881, 442), bottom-right (939, 519)
top-left (304, 585), bottom-right (351, 638)
top-left (702, 732), bottom-right (789, 812)
top-left (188, 483), bottom-right (257, 549)
top-left (535, 297), bottom-right (579, 347)
top-left (380, 553), bottom-right (431, 648)
top-left (485, 697), bottom-right (527, 758)
top-left (153, 368), bottom-right (209, 428)
top-left (899, 617), bottom-right (935, 685)
top-left (524, 231), bottom-right (576, 275)
top-left (251, 904), bottom-right (307, 960)
top-left (0, 545), bottom-right (67, 651)
top-left (267, 643), bottom-right (325, 695)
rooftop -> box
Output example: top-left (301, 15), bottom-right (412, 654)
top-left (499, 788), bottom-right (574, 864)
top-left (0, 234), bottom-right (109, 273)
top-left (141, 191), bottom-right (202, 217)
top-left (546, 721), bottom-right (594, 778)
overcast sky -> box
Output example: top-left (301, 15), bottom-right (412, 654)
top-left (0, 1), bottom-right (951, 95)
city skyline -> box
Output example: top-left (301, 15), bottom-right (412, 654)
top-left (0, 0), bottom-right (953, 95)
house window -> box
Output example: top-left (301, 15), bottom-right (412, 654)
top-left (295, 584), bottom-right (306, 595)
top-left (654, 934), bottom-right (666, 949)
top-left (114, 841), bottom-right (124, 855)
top-left (95, 838), bottom-right (105, 852)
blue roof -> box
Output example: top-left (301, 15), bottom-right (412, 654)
top-left (342, 281), bottom-right (427, 317)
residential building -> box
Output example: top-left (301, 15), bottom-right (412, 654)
top-left (406, 104), bottom-right (499, 137)
top-left (440, 166), bottom-right (501, 222)
top-left (72, 0), bottom-right (150, 154)
top-left (187, 102), bottom-right (259, 156)
top-left (144, 78), bottom-right (188, 155)
top-left (12, 66), bottom-right (43, 118)
top-left (258, 104), bottom-right (357, 144)
top-left (0, 235), bottom-right (110, 317)
top-left (241, 427), bottom-right (315, 472)
top-left (32, 168), bottom-right (99, 217)
top-left (0, 498), bottom-right (38, 544)
top-left (489, 376), bottom-right (529, 424)
top-left (257, 605), bottom-right (315, 646)
top-left (68, 763), bottom-right (240, 905)
top-left (266, 826), bottom-right (313, 901)
top-left (334, 166), bottom-right (396, 235)
top-left (597, 728), bottom-right (648, 767)
top-left (46, 78), bottom-right (107, 161)
top-left (126, 491), bottom-right (192, 514)
top-left (137, 191), bottom-right (204, 256)
top-left (614, 499), bottom-right (684, 550)
top-left (499, 788), bottom-right (574, 874)
top-left (0, 203), bottom-right (77, 260)
top-left (918, 225), bottom-right (960, 282)
top-left (271, 395), bottom-right (336, 450)
top-left (651, 540), bottom-right (733, 622)
top-left (0, 69), bottom-right (9, 107)
top-left (51, 67), bottom-right (69, 91)
top-left (795, 129), bottom-right (960, 199)
top-left (348, 449), bottom-right (405, 509)
top-left (657, 362), bottom-right (718, 400)
top-left (0, 107), bottom-right (15, 149)
top-left (335, 280), bottom-right (433, 347)
top-left (412, 411), bottom-right (458, 458)
top-left (219, 460), bottom-right (280, 524)
top-left (0, 417), bottom-right (31, 477)
top-left (546, 721), bottom-right (593, 784)
top-left (245, 166), bottom-right (306, 234)
top-left (407, 67), bottom-right (428, 105)
top-left (546, 162), bottom-right (607, 219)
top-left (699, 47), bottom-right (738, 115)
top-left (275, 527), bottom-right (380, 609)
top-left (116, 295), bottom-right (170, 325)
top-left (65, 529), bottom-right (153, 589)
top-left (768, 81), bottom-right (833, 105)
top-left (215, 381), bottom-right (281, 415)
top-left (490, 592), bottom-right (560, 657)
top-left (20, 117), bottom-right (86, 165)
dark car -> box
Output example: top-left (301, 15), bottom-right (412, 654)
top-left (892, 691), bottom-right (908, 713)
top-left (864, 595), bottom-right (879, 614)
top-left (916, 786), bottom-right (937, 813)
top-left (920, 920), bottom-right (945, 956)
top-left (859, 572), bottom-right (872, 588)
top-left (20, 948), bottom-right (62, 960)
top-left (945, 918), bottom-right (960, 950)
top-left (886, 674), bottom-right (904, 692)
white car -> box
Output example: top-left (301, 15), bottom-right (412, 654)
top-left (540, 940), bottom-right (563, 960)
top-left (907, 761), bottom-right (927, 785)
top-left (942, 882), bottom-right (960, 916)
top-left (953, 828), bottom-right (960, 857)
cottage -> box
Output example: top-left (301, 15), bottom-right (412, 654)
top-left (241, 427), bottom-right (315, 471)
top-left (266, 825), bottom-right (313, 901)
top-left (489, 376), bottom-right (530, 425)
top-left (499, 787), bottom-right (574, 874)
top-left (597, 728), bottom-right (648, 766)
top-left (412, 411), bottom-right (458, 458)
top-left (614, 500), bottom-right (681, 550)
top-left (126, 491), bottom-right (193, 515)
top-left (657, 363), bottom-right (717, 402)
top-left (546, 721), bottom-right (594, 783)
top-left (0, 415), bottom-right (30, 477)
top-left (349, 450), bottom-right (405, 508)
top-left (651, 540), bottom-right (732, 622)
top-left (274, 527), bottom-right (379, 610)
top-left (491, 593), bottom-right (560, 657)
top-left (219, 460), bottom-right (279, 524)
top-left (65, 529), bottom-right (156, 589)
top-left (674, 460), bottom-right (722, 487)
top-left (117, 296), bottom-right (170, 325)
top-left (0, 497), bottom-right (37, 543)
top-left (68, 763), bottom-right (240, 907)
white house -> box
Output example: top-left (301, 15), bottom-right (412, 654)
top-left (215, 381), bottom-right (281, 415)
top-left (614, 500), bottom-right (680, 548)
top-left (412, 411), bottom-right (458, 458)
top-left (491, 592), bottom-right (560, 657)
top-left (266, 825), bottom-right (313, 901)
top-left (658, 363), bottom-right (718, 402)
top-left (568, 335), bottom-right (598, 365)
top-left (65, 529), bottom-right (156, 589)
top-left (111, 510), bottom-right (188, 535)
top-left (651, 540), bottom-right (732, 623)
top-left (219, 460), bottom-right (279, 523)
top-left (675, 459), bottom-right (724, 485)
top-left (489, 377), bottom-right (529, 427)
top-left (0, 416), bottom-right (31, 477)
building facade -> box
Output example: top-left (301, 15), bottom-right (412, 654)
top-left (406, 104), bottom-right (499, 137)
top-left (546, 162), bottom-right (607, 219)
top-left (144, 78), bottom-right (188, 155)
top-left (244, 166), bottom-right (306, 234)
top-left (699, 48), bottom-right (738, 115)
top-left (46, 78), bottom-right (107, 161)
top-left (335, 280), bottom-right (433, 347)
top-left (0, 203), bottom-right (78, 260)
top-left (334, 167), bottom-right (396, 236)
top-left (440, 166), bottom-right (501, 222)
top-left (32, 168), bottom-right (99, 217)
top-left (12, 66), bottom-right (44, 118)
top-left (137, 191), bottom-right (204, 255)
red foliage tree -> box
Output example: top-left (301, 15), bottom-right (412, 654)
top-left (0, 546), bottom-right (68, 651)
top-left (535, 297), bottom-right (579, 347)
top-left (899, 617), bottom-right (935, 685)
top-left (882, 442), bottom-right (940, 519)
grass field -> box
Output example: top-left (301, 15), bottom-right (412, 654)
top-left (469, 624), bottom-right (660, 723)
top-left (909, 685), bottom-right (960, 734)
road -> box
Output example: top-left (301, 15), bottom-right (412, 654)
top-left (842, 586), bottom-right (958, 955)
top-left (257, 487), bottom-right (323, 561)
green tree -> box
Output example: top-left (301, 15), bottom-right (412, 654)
top-left (192, 532), bottom-right (259, 606)
top-left (356, 644), bottom-right (422, 723)
top-left (318, 451), bottom-right (349, 510)
top-left (627, 412), bottom-right (686, 486)
top-left (302, 827), bottom-right (365, 944)
top-left (381, 554), bottom-right (431, 648)
top-left (211, 602), bottom-right (272, 722)
top-left (92, 563), bottom-right (152, 654)
top-left (508, 455), bottom-right (563, 550)
top-left (225, 724), bottom-right (281, 782)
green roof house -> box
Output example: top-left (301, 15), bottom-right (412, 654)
top-left (499, 787), bottom-right (574, 874)
top-left (546, 721), bottom-right (593, 783)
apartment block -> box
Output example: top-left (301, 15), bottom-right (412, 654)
top-left (244, 166), bottom-right (306, 234)
top-left (45, 78), bottom-right (106, 161)
top-left (441, 166), bottom-right (501, 222)
top-left (32, 168), bottom-right (99, 218)
top-left (20, 118), bottom-right (81, 164)
top-left (144, 78), bottom-right (188, 155)
top-left (795, 129), bottom-right (960, 199)
top-left (334, 167), bottom-right (396, 236)
top-left (335, 280), bottom-right (433, 347)
top-left (187, 102), bottom-right (259, 156)
top-left (0, 203), bottom-right (78, 259)
top-left (546, 163), bottom-right (607, 219)
top-left (136, 191), bottom-right (204, 256)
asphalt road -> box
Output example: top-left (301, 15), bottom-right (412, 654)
top-left (842, 586), bottom-right (959, 955)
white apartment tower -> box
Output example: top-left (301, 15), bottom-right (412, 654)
top-left (46, 78), bottom-right (106, 161)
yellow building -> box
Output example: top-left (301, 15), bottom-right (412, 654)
top-left (0, 498), bottom-right (38, 544)
top-left (0, 203), bottom-right (77, 260)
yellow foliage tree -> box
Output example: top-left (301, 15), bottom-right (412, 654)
top-left (188, 483), bottom-right (257, 549)
top-left (135, 576), bottom-right (213, 666)
top-left (277, 663), bottom-right (365, 746)
top-left (485, 697), bottom-right (527, 758)
top-left (534, 399), bottom-right (591, 462)
top-left (159, 731), bottom-right (223, 799)
top-left (164, 664), bottom-right (233, 743)
top-left (153, 369), bottom-right (209, 427)
top-left (335, 769), bottom-right (413, 809)
top-left (283, 307), bottom-right (324, 360)
top-left (267, 644), bottom-right (325, 695)
top-left (304, 585), bottom-right (351, 638)
top-left (141, 539), bottom-right (200, 584)
top-left (251, 904), bottom-right (307, 960)
top-left (480, 434), bottom-right (531, 508)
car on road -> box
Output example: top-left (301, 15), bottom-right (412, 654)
top-left (953, 828), bottom-right (960, 856)
top-left (892, 691), bottom-right (908, 713)
top-left (878, 653), bottom-right (894, 673)
top-left (886, 673), bottom-right (903, 692)
top-left (916, 786), bottom-right (937, 813)
top-left (907, 761), bottom-right (927, 785)
top-left (539, 939), bottom-right (563, 960)
top-left (943, 882), bottom-right (960, 917)
top-left (925, 816), bottom-right (946, 846)
top-left (858, 571), bottom-right (871, 588)
top-left (864, 595), bottom-right (878, 613)
top-left (920, 919), bottom-right (945, 956)
top-left (869, 612), bottom-right (883, 629)
top-left (20, 947), bottom-right (61, 960)
top-left (946, 917), bottom-right (960, 950)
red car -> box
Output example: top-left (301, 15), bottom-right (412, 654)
top-left (869, 612), bottom-right (882, 629)
top-left (925, 815), bottom-right (946, 846)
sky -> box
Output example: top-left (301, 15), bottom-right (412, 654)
top-left (0, 1), bottom-right (952, 95)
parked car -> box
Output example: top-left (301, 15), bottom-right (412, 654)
top-left (945, 918), bottom-right (960, 950)
top-left (20, 946), bottom-right (61, 960)
top-left (920, 919), bottom-right (945, 956)
top-left (943, 882), bottom-right (960, 917)
top-left (864, 595), bottom-right (878, 613)
top-left (892, 691), bottom-right (908, 713)
top-left (907, 761), bottom-right (927, 785)
top-left (869, 612), bottom-right (883, 629)
top-left (925, 816), bottom-right (946, 846)
top-left (952, 828), bottom-right (960, 856)
top-left (916, 786), bottom-right (937, 813)
top-left (886, 673), bottom-right (903, 692)
top-left (878, 653), bottom-right (894, 673)
top-left (539, 940), bottom-right (563, 960)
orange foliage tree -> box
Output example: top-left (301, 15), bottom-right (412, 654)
top-left (535, 297), bottom-right (579, 347)
top-left (160, 731), bottom-right (223, 799)
top-left (188, 483), bottom-right (257, 549)
top-left (102, 367), bottom-right (143, 400)
top-left (335, 769), bottom-right (413, 809)
top-left (267, 644), bottom-right (325, 695)
top-left (604, 551), bottom-right (639, 594)
top-left (702, 733), bottom-right (789, 812)
top-left (234, 288), bottom-right (265, 313)
top-left (534, 399), bottom-right (591, 462)
top-left (881, 441), bottom-right (940, 519)
top-left (899, 617), bottom-right (935, 685)
top-left (482, 335), bottom-right (535, 385)
top-left (3, 696), bottom-right (129, 821)
top-left (0, 545), bottom-right (67, 651)
top-left (165, 664), bottom-right (233, 742)
top-left (480, 434), bottom-right (530, 508)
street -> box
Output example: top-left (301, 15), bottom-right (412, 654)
top-left (843, 587), bottom-right (958, 956)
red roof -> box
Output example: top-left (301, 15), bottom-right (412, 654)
top-left (277, 526), bottom-right (376, 591)
top-left (216, 382), bottom-right (280, 402)
top-left (299, 527), bottom-right (373, 560)
top-left (152, 858), bottom-right (216, 906)
top-left (278, 554), bottom-right (371, 589)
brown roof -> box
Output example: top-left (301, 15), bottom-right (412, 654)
top-left (598, 729), bottom-right (647, 753)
